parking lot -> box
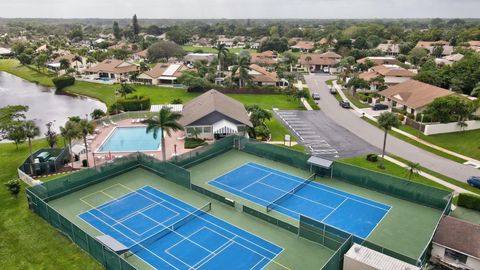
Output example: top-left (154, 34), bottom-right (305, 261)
top-left (275, 110), bottom-right (378, 159)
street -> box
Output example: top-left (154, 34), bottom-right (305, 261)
top-left (304, 74), bottom-right (479, 182)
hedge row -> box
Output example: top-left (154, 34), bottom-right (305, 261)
top-left (457, 193), bottom-right (480, 211)
top-left (52, 75), bottom-right (75, 90)
top-left (115, 96), bottom-right (151, 111)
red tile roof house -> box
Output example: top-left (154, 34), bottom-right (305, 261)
top-left (358, 64), bottom-right (415, 91)
top-left (84, 59), bottom-right (139, 82)
top-left (379, 80), bottom-right (455, 116)
top-left (250, 51), bottom-right (278, 66)
top-left (179, 89), bottom-right (252, 140)
top-left (467, 41), bottom-right (480, 52)
top-left (299, 52), bottom-right (342, 73)
top-left (247, 64), bottom-right (287, 87)
top-left (376, 40), bottom-right (400, 55)
top-left (430, 216), bottom-right (480, 270)
top-left (290, 40), bottom-right (315, 52)
top-left (136, 63), bottom-right (189, 85)
top-left (415, 41), bottom-right (454, 56)
top-left (357, 56), bottom-right (402, 66)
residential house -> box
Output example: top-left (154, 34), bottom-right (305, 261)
top-left (136, 63), bottom-right (188, 85)
top-left (318, 37), bottom-right (337, 46)
top-left (359, 64), bottom-right (415, 91)
top-left (416, 41), bottom-right (453, 56)
top-left (133, 49), bottom-right (148, 61)
top-left (108, 42), bottom-right (139, 52)
top-left (299, 52), bottom-right (342, 73)
top-left (291, 41), bottom-right (315, 52)
top-left (0, 47), bottom-right (13, 58)
top-left (35, 44), bottom-right (48, 53)
top-left (47, 53), bottom-right (87, 73)
top-left (379, 80), bottom-right (454, 116)
top-left (183, 53), bottom-right (216, 65)
top-left (357, 56), bottom-right (401, 66)
top-left (246, 64), bottom-right (287, 87)
top-left (376, 40), bottom-right (400, 55)
top-left (216, 35), bottom-right (245, 48)
top-left (288, 37), bottom-right (304, 44)
top-left (84, 59), bottom-right (138, 81)
top-left (179, 89), bottom-right (252, 139)
top-left (430, 216), bottom-right (480, 270)
top-left (250, 51), bottom-right (278, 65)
top-left (467, 41), bottom-right (480, 52)
top-left (435, 53), bottom-right (464, 66)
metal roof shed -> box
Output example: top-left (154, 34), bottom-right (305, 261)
top-left (344, 244), bottom-right (420, 270)
top-left (307, 156), bottom-right (334, 178)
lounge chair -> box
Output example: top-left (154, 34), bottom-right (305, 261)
top-left (102, 121), bottom-right (109, 128)
top-left (109, 119), bottom-right (118, 126)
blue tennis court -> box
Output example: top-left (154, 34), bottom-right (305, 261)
top-left (209, 162), bottom-right (391, 239)
top-left (79, 186), bottom-right (283, 270)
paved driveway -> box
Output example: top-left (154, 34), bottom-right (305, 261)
top-left (275, 110), bottom-right (378, 159)
top-left (305, 74), bottom-right (479, 182)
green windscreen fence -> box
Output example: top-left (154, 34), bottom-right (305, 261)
top-left (332, 162), bottom-right (452, 210)
top-left (191, 184), bottom-right (235, 207)
top-left (243, 205), bottom-right (299, 234)
top-left (26, 190), bottom-right (136, 270)
top-left (28, 152), bottom-right (191, 202)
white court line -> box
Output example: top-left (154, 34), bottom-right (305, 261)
top-left (363, 206), bottom-right (392, 240)
top-left (320, 198), bottom-right (348, 222)
top-left (240, 173), bottom-right (272, 191)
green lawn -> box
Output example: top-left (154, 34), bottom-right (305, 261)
top-left (0, 140), bottom-right (102, 269)
top-left (339, 156), bottom-right (451, 191)
top-left (0, 59), bottom-right (55, 87)
top-left (398, 125), bottom-right (480, 161)
top-left (182, 45), bottom-right (257, 54)
top-left (362, 117), bottom-right (467, 164)
top-left (343, 92), bottom-right (370, 109)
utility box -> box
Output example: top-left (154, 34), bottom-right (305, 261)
top-left (343, 244), bottom-right (420, 270)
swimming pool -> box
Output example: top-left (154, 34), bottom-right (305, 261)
top-left (97, 127), bottom-right (161, 152)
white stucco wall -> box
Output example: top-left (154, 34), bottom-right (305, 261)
top-left (424, 120), bottom-right (480, 135)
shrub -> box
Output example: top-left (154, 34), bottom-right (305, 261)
top-left (366, 153), bottom-right (378, 162)
top-left (5, 179), bottom-right (21, 197)
top-left (254, 125), bottom-right (270, 141)
top-left (90, 109), bottom-right (106, 120)
top-left (457, 193), bottom-right (480, 211)
top-left (52, 75), bottom-right (75, 90)
top-left (397, 113), bottom-right (406, 122)
top-left (117, 96), bottom-right (151, 111)
top-left (81, 159), bottom-right (88, 167)
top-left (171, 98), bottom-right (183, 104)
top-left (184, 138), bottom-right (207, 149)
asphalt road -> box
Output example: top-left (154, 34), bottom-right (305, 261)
top-left (275, 110), bottom-right (378, 159)
top-left (305, 74), bottom-right (479, 182)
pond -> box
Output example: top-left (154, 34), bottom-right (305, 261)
top-left (0, 71), bottom-right (106, 135)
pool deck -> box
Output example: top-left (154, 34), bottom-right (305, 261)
top-left (81, 118), bottom-right (191, 166)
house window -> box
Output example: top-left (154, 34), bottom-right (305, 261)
top-left (203, 127), bottom-right (212, 133)
top-left (444, 248), bottom-right (468, 264)
top-left (237, 126), bottom-right (246, 132)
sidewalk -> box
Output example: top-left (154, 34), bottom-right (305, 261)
top-left (332, 80), bottom-right (480, 166)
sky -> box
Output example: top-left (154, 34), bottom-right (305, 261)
top-left (1, 0), bottom-right (479, 19)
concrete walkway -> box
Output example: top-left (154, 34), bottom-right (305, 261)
top-left (333, 80), bottom-right (480, 167)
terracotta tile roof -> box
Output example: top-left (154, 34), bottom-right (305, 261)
top-left (179, 89), bottom-right (252, 127)
top-left (318, 37), bottom-right (337, 45)
top-left (299, 52), bottom-right (342, 66)
top-left (433, 216), bottom-right (480, 258)
top-left (291, 41), bottom-right (315, 50)
top-left (359, 71), bottom-right (380, 81)
top-left (134, 49), bottom-right (148, 58)
top-left (357, 57), bottom-right (401, 65)
top-left (468, 41), bottom-right (480, 47)
top-left (371, 65), bottom-right (415, 77)
top-left (416, 40), bottom-right (449, 47)
top-left (141, 63), bottom-right (188, 79)
top-left (84, 59), bottom-right (138, 74)
top-left (379, 80), bottom-right (454, 109)
top-left (376, 43), bottom-right (400, 53)
top-left (250, 51), bottom-right (277, 65)
top-left (248, 64), bottom-right (279, 83)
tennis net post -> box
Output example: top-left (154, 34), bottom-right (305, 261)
top-left (126, 202), bottom-right (212, 257)
top-left (266, 173), bottom-right (316, 212)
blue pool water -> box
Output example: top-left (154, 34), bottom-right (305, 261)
top-left (98, 127), bottom-right (161, 152)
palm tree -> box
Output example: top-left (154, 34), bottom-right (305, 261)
top-left (24, 120), bottom-right (40, 174)
top-left (73, 55), bottom-right (82, 72)
top-left (214, 43), bottom-right (229, 78)
top-left (117, 83), bottom-right (136, 98)
top-left (60, 120), bottom-right (81, 170)
top-left (139, 61), bottom-right (149, 73)
top-left (78, 119), bottom-right (94, 166)
top-left (142, 107), bottom-right (184, 161)
top-left (59, 58), bottom-right (70, 74)
top-left (304, 56), bottom-right (312, 73)
top-left (377, 112), bottom-right (401, 169)
top-left (406, 161), bottom-right (420, 180)
top-left (231, 56), bottom-right (251, 88)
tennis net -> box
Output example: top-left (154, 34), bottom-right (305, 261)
top-left (127, 202), bottom-right (211, 256)
top-left (266, 174), bottom-right (315, 212)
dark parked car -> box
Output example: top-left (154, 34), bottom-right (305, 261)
top-left (339, 100), bottom-right (351, 108)
top-left (467, 176), bottom-right (480, 188)
top-left (329, 87), bottom-right (337, 94)
top-left (372, 103), bottom-right (389, 111)
top-left (312, 93), bottom-right (321, 100)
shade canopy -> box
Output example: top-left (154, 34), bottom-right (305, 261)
top-left (213, 119), bottom-right (238, 134)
